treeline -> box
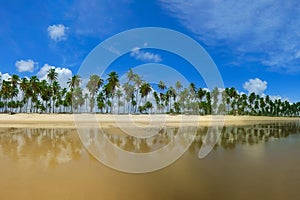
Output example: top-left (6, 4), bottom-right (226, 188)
top-left (0, 68), bottom-right (300, 116)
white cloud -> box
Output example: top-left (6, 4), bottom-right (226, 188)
top-left (130, 47), bottom-right (162, 63)
top-left (15, 59), bottom-right (36, 72)
top-left (243, 78), bottom-right (267, 95)
top-left (47, 24), bottom-right (68, 41)
top-left (159, 0), bottom-right (300, 72)
top-left (0, 72), bottom-right (11, 81)
top-left (106, 45), bottom-right (121, 56)
top-left (37, 64), bottom-right (72, 88)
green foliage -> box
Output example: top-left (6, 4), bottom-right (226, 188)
top-left (0, 69), bottom-right (299, 116)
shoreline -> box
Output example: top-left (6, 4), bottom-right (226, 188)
top-left (0, 113), bottom-right (299, 128)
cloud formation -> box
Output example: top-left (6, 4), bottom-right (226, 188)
top-left (15, 59), bottom-right (36, 72)
top-left (37, 64), bottom-right (72, 88)
top-left (130, 47), bottom-right (162, 63)
top-left (243, 78), bottom-right (267, 95)
top-left (47, 24), bottom-right (68, 41)
top-left (0, 72), bottom-right (11, 81)
top-left (159, 0), bottom-right (300, 72)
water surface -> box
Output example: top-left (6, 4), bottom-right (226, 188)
top-left (0, 122), bottom-right (300, 200)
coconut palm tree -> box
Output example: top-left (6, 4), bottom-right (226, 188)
top-left (205, 91), bottom-right (212, 115)
top-left (115, 89), bottom-right (123, 113)
top-left (248, 92), bottom-right (256, 115)
top-left (123, 82), bottom-right (135, 113)
top-left (97, 91), bottom-right (106, 113)
top-left (166, 86), bottom-right (176, 112)
top-left (52, 81), bottom-right (61, 113)
top-left (40, 80), bottom-right (51, 113)
top-left (175, 80), bottom-right (182, 93)
top-left (47, 68), bottom-right (58, 113)
top-left (47, 68), bottom-right (58, 84)
top-left (157, 80), bottom-right (166, 112)
top-left (8, 75), bottom-right (20, 110)
top-left (127, 68), bottom-right (135, 83)
top-left (29, 76), bottom-right (40, 113)
top-left (73, 87), bottom-right (84, 113)
top-left (19, 78), bottom-right (30, 112)
top-left (211, 87), bottom-right (219, 114)
top-left (1, 80), bottom-right (12, 112)
top-left (86, 74), bottom-right (103, 112)
top-left (225, 87), bottom-right (238, 114)
top-left (9, 74), bottom-right (20, 87)
top-left (84, 93), bottom-right (89, 112)
top-left (139, 82), bottom-right (152, 106)
top-left (153, 91), bottom-right (160, 113)
top-left (67, 75), bottom-right (81, 92)
top-left (105, 71), bottom-right (119, 113)
top-left (133, 74), bottom-right (142, 113)
top-left (67, 75), bottom-right (81, 113)
top-left (158, 80), bottom-right (166, 92)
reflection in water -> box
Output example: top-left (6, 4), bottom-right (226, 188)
top-left (0, 128), bottom-right (82, 167)
top-left (0, 122), bottom-right (299, 164)
top-left (191, 122), bottom-right (300, 152)
top-left (103, 122), bottom-right (300, 153)
top-left (0, 122), bottom-right (300, 199)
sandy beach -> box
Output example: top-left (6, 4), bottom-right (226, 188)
top-left (0, 113), bottom-right (299, 128)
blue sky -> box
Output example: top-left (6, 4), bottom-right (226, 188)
top-left (0, 0), bottom-right (300, 102)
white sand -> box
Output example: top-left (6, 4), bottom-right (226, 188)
top-left (0, 113), bottom-right (299, 128)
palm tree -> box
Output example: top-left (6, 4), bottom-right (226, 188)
top-left (9, 74), bottom-right (20, 88)
top-left (127, 68), bottom-right (135, 83)
top-left (84, 93), bottom-right (89, 112)
top-left (1, 70), bottom-right (300, 116)
top-left (58, 87), bottom-right (67, 112)
top-left (47, 68), bottom-right (58, 113)
top-left (166, 86), bottom-right (176, 112)
top-left (67, 75), bottom-right (81, 92)
top-left (8, 75), bottom-right (20, 110)
top-left (73, 87), bottom-right (84, 113)
top-left (158, 80), bottom-right (166, 92)
top-left (116, 89), bottom-right (123, 113)
top-left (179, 88), bottom-right (189, 113)
top-left (65, 91), bottom-right (72, 112)
top-left (105, 71), bottom-right (119, 113)
top-left (123, 82), bottom-right (135, 113)
top-left (1, 80), bottom-right (12, 112)
top-left (96, 91), bottom-right (106, 113)
top-left (67, 75), bottom-right (81, 113)
top-left (139, 82), bottom-right (152, 106)
top-left (145, 101), bottom-right (153, 113)
top-left (211, 87), bottom-right (219, 114)
top-left (153, 91), bottom-right (160, 113)
top-left (29, 76), bottom-right (40, 113)
top-left (248, 92), bottom-right (256, 115)
top-left (40, 80), bottom-right (51, 113)
top-left (175, 80), bottom-right (182, 93)
top-left (52, 81), bottom-right (61, 113)
top-left (47, 68), bottom-right (58, 84)
top-left (86, 74), bottom-right (103, 112)
top-left (158, 80), bottom-right (166, 113)
top-left (197, 88), bottom-right (206, 115)
top-left (205, 91), bottom-right (212, 115)
top-left (19, 78), bottom-right (30, 112)
top-left (259, 97), bottom-right (266, 115)
top-left (225, 87), bottom-right (238, 114)
top-left (133, 74), bottom-right (142, 113)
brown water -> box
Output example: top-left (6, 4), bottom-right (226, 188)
top-left (0, 122), bottom-right (300, 200)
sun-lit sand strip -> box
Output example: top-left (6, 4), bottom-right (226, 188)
top-left (0, 114), bottom-right (299, 128)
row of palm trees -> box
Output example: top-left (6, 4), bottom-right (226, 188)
top-left (0, 68), bottom-right (300, 116)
